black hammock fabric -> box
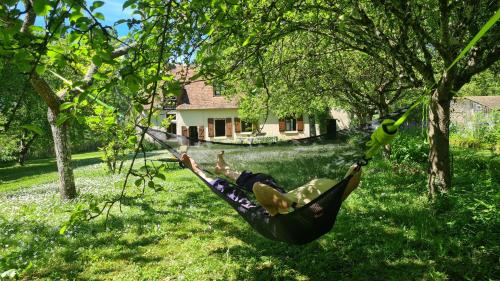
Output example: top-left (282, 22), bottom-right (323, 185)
top-left (141, 105), bottom-right (411, 244)
top-left (144, 127), bottom-right (352, 245)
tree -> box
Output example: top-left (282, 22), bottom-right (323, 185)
top-left (0, 61), bottom-right (51, 165)
top-left (196, 0), bottom-right (499, 196)
top-left (1, 0), bottom-right (135, 199)
top-left (458, 68), bottom-right (500, 96)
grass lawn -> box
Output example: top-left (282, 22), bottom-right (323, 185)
top-left (0, 144), bottom-right (498, 280)
top-left (0, 152), bottom-right (104, 193)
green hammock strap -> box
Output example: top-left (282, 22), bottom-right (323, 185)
top-left (363, 8), bottom-right (500, 161)
top-left (363, 98), bottom-right (422, 160)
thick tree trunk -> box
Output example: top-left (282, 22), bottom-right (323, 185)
top-left (47, 108), bottom-right (77, 200)
top-left (427, 88), bottom-right (452, 197)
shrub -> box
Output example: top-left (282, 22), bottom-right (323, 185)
top-left (451, 110), bottom-right (500, 150)
top-left (390, 133), bottom-right (428, 164)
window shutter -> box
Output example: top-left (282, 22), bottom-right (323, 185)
top-left (234, 118), bottom-right (241, 133)
top-left (225, 118), bottom-right (233, 137)
top-left (297, 116), bottom-right (304, 132)
top-left (198, 126), bottom-right (205, 140)
top-left (208, 118), bottom-right (214, 137)
top-left (181, 126), bottom-right (188, 137)
top-left (279, 118), bottom-right (285, 132)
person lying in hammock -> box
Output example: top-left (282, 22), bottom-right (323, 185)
top-left (180, 151), bottom-right (362, 216)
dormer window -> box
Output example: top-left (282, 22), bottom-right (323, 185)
top-left (213, 83), bottom-right (224, 97)
top-left (162, 96), bottom-right (177, 110)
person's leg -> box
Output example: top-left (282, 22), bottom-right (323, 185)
top-left (253, 182), bottom-right (293, 216)
top-left (180, 153), bottom-right (214, 182)
top-left (214, 151), bottom-right (242, 181)
top-left (181, 154), bottom-right (257, 210)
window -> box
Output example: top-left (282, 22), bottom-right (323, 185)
top-left (285, 118), bottom-right (296, 131)
top-left (215, 119), bottom-right (226, 137)
top-left (162, 96), bottom-right (177, 110)
top-left (167, 123), bottom-right (176, 134)
top-left (213, 83), bottom-right (225, 96)
top-left (241, 121), bottom-right (253, 133)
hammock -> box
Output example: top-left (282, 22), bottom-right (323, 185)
top-left (142, 105), bottom-right (414, 245)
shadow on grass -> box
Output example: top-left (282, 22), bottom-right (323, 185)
top-left (1, 146), bottom-right (497, 280)
top-left (0, 150), bottom-right (168, 184)
top-left (0, 157), bottom-right (101, 183)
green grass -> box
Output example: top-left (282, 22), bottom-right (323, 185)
top-left (0, 152), bottom-right (104, 192)
top-left (0, 144), bottom-right (498, 280)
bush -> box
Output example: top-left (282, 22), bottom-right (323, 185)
top-left (450, 135), bottom-right (482, 149)
top-left (450, 110), bottom-right (499, 150)
top-left (390, 133), bottom-right (428, 164)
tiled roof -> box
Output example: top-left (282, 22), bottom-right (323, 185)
top-left (463, 96), bottom-right (500, 109)
top-left (171, 66), bottom-right (238, 110)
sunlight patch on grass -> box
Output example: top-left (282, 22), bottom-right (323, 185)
top-left (0, 147), bottom-right (498, 280)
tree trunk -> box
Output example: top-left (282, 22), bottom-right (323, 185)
top-left (378, 102), bottom-right (392, 158)
top-left (47, 108), bottom-right (77, 200)
top-left (17, 132), bottom-right (37, 166)
top-left (427, 88), bottom-right (452, 197)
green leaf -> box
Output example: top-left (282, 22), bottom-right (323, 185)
top-left (92, 55), bottom-right (102, 67)
top-left (128, 135), bottom-right (138, 144)
top-left (35, 64), bottom-right (46, 75)
top-left (242, 35), bottom-right (252, 46)
top-left (20, 124), bottom-right (44, 135)
top-left (155, 173), bottom-right (166, 181)
top-left (69, 10), bottom-right (83, 23)
top-left (56, 113), bottom-right (70, 126)
top-left (220, 2), bottom-right (227, 13)
top-left (207, 26), bottom-right (216, 36)
top-left (148, 181), bottom-right (155, 188)
top-left (92, 72), bottom-right (107, 81)
top-left (94, 12), bottom-right (105, 21)
top-left (134, 104), bottom-right (144, 113)
top-left (29, 25), bottom-right (45, 34)
top-left (134, 178), bottom-right (143, 187)
top-left (33, 0), bottom-right (52, 16)
top-left (59, 102), bottom-right (74, 111)
top-left (90, 1), bottom-right (105, 11)
top-left (59, 224), bottom-right (68, 235)
top-left (123, 0), bottom-right (136, 9)
top-left (115, 19), bottom-right (128, 25)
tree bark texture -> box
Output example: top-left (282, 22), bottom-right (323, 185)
top-left (47, 107), bottom-right (77, 199)
top-left (427, 88), bottom-right (452, 197)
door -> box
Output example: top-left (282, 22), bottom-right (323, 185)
top-left (326, 119), bottom-right (337, 138)
top-left (189, 126), bottom-right (199, 143)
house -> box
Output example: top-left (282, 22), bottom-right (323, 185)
top-left (451, 96), bottom-right (500, 125)
top-left (153, 66), bottom-right (349, 142)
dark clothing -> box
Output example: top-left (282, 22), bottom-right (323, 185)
top-left (210, 178), bottom-right (256, 210)
top-left (235, 171), bottom-right (285, 193)
top-left (208, 171), bottom-right (284, 211)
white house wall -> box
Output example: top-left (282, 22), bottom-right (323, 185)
top-left (176, 109), bottom-right (316, 140)
top-left (257, 113), bottom-right (313, 140)
top-left (329, 108), bottom-right (350, 130)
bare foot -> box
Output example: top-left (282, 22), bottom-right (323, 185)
top-left (342, 165), bottom-right (362, 201)
top-left (214, 151), bottom-right (227, 174)
top-left (180, 153), bottom-right (199, 171)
